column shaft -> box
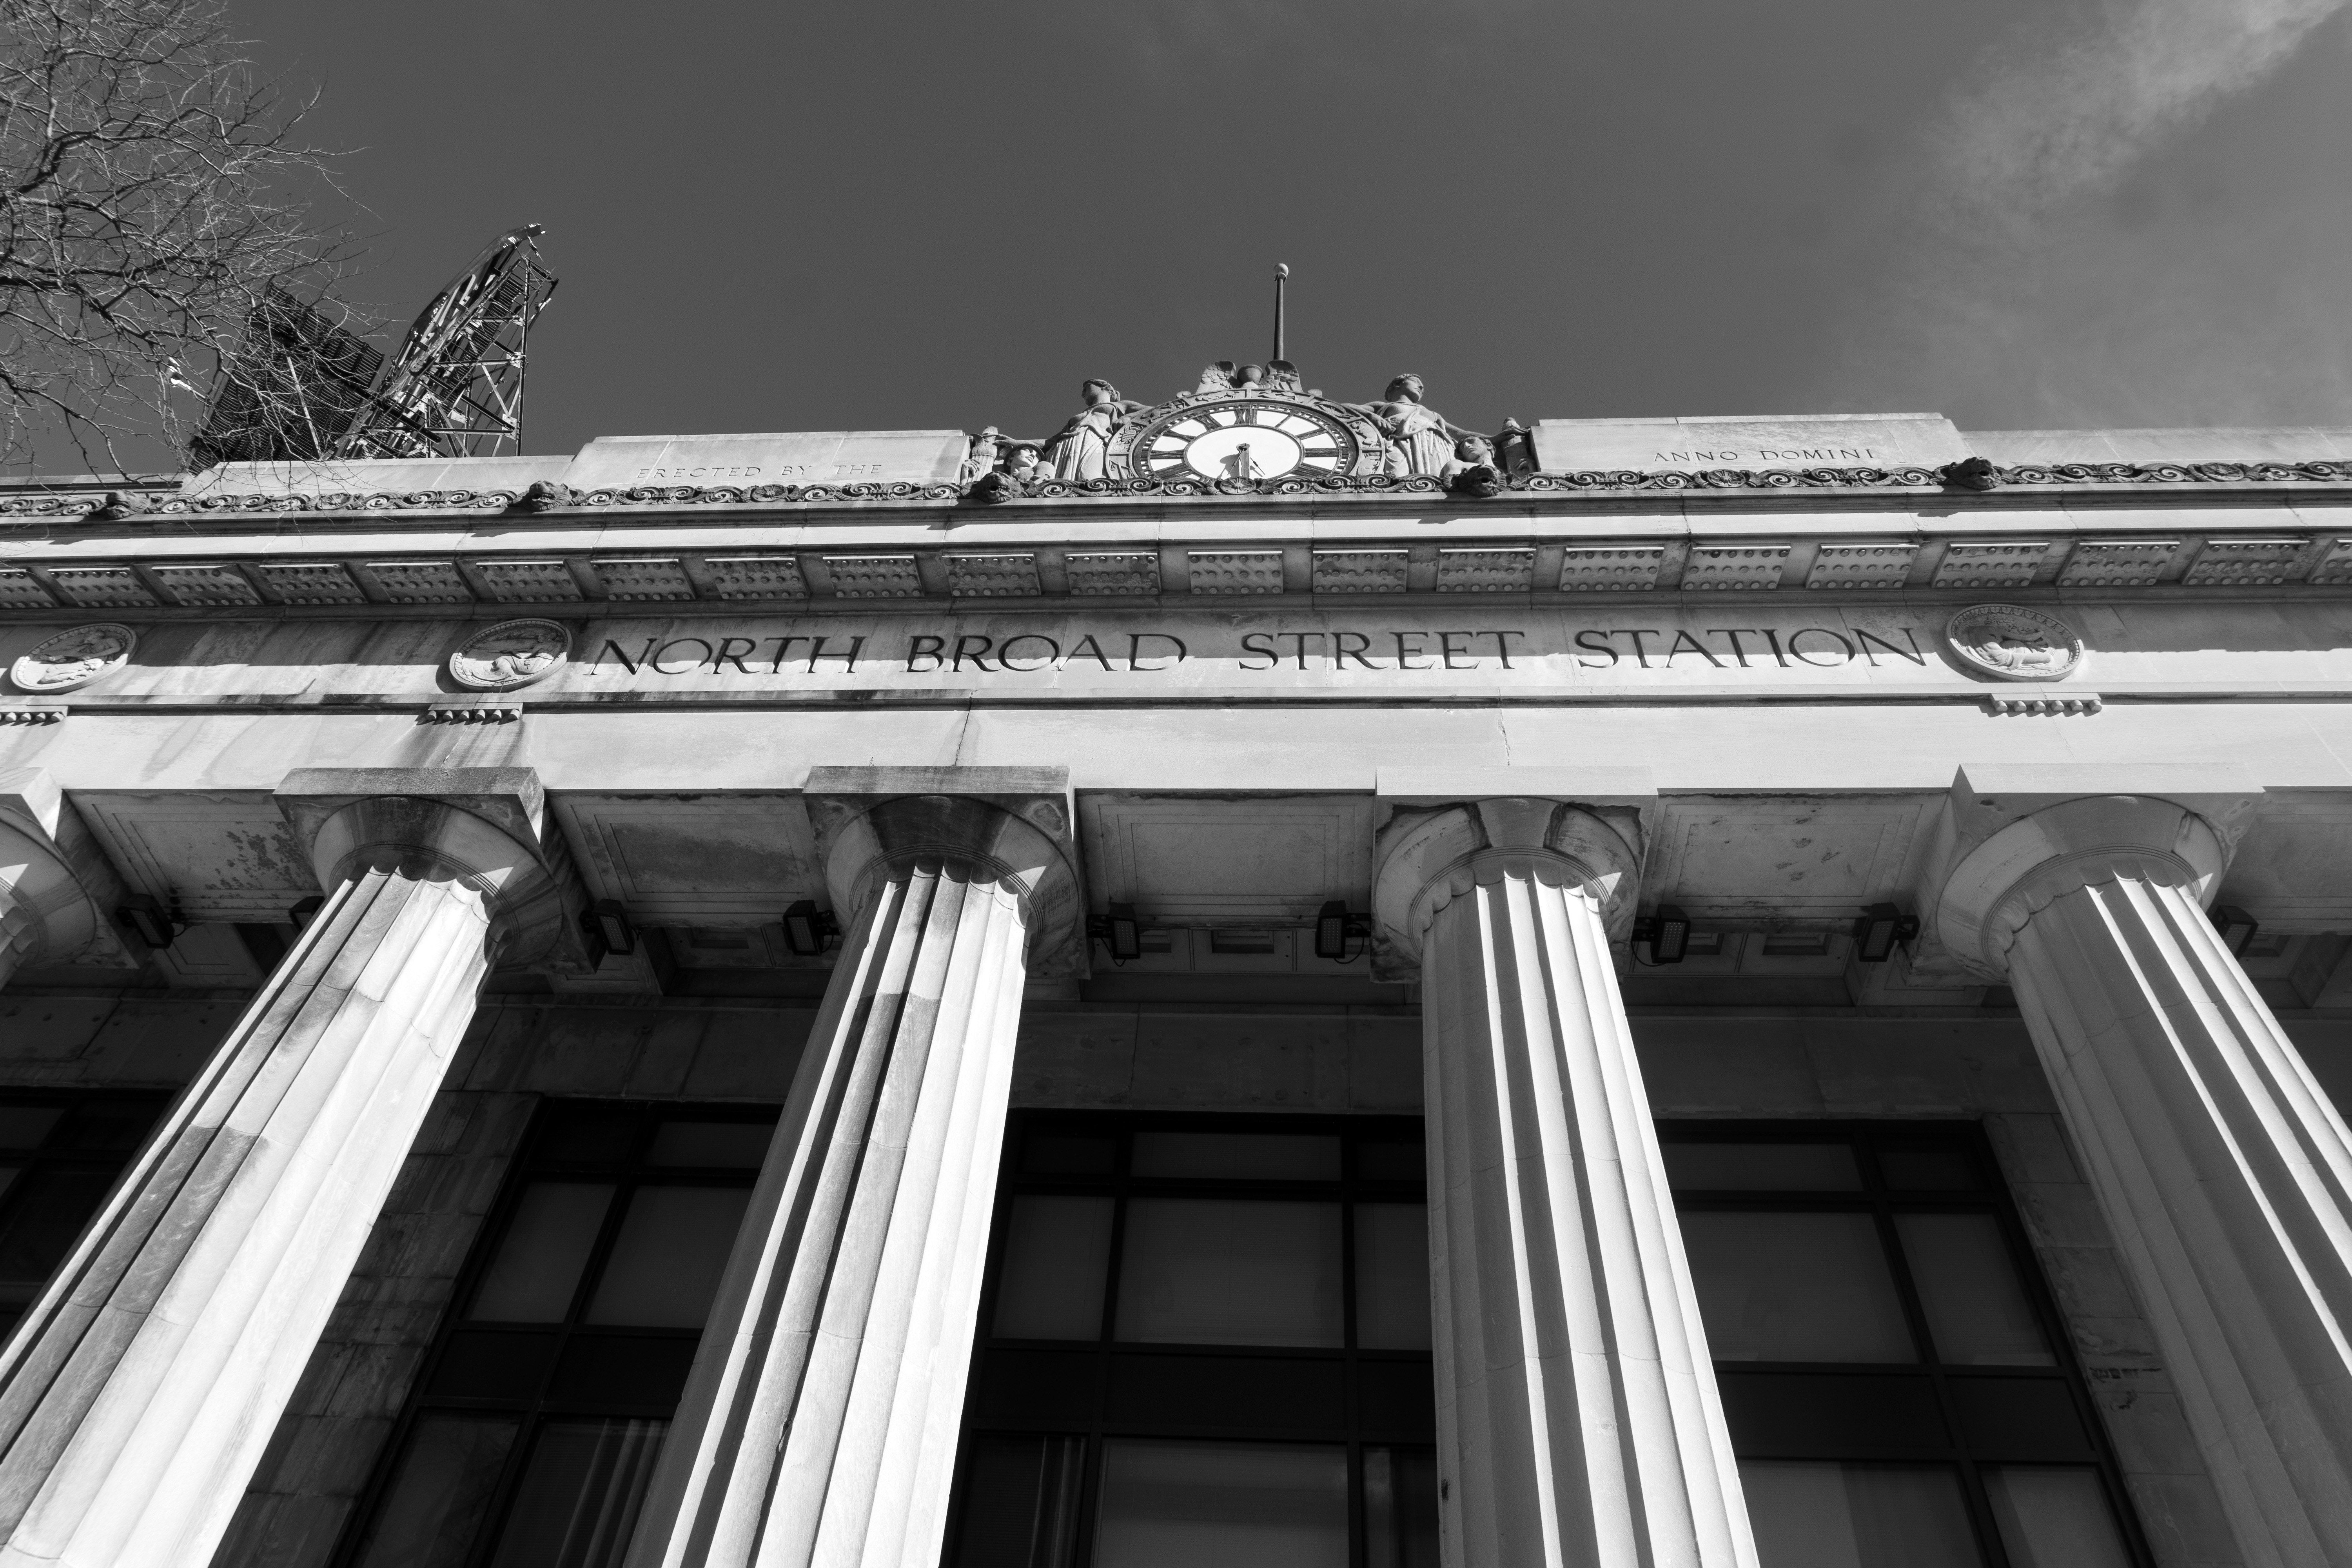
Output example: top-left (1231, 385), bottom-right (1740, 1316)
top-left (1422, 865), bottom-right (1752, 1568)
top-left (0, 867), bottom-right (494, 1568)
top-left (2004, 872), bottom-right (2352, 1567)
top-left (630, 862), bottom-right (1028, 1568)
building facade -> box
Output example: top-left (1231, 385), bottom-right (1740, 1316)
top-left (0, 374), bottom-right (2349, 1568)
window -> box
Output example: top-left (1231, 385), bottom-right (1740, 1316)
top-left (339, 1100), bottom-right (778, 1568)
top-left (0, 1091), bottom-right (169, 1340)
top-left (949, 1112), bottom-right (1437, 1568)
top-left (1663, 1123), bottom-right (2149, 1568)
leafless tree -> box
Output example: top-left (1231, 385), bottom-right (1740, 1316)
top-left (0, 0), bottom-right (359, 474)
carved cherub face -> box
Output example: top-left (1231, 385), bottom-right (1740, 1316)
top-left (1456, 435), bottom-right (1495, 463)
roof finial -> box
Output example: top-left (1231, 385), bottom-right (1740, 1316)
top-left (1272, 263), bottom-right (1289, 363)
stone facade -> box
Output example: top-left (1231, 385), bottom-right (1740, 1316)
top-left (4, 398), bottom-right (2352, 1567)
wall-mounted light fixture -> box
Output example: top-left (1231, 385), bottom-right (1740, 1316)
top-left (586, 899), bottom-right (637, 958)
top-left (782, 899), bottom-right (842, 957)
top-left (1632, 905), bottom-right (1692, 964)
top-left (288, 894), bottom-right (325, 929)
top-left (1312, 900), bottom-right (1373, 962)
top-left (2210, 904), bottom-right (2259, 956)
top-left (1850, 903), bottom-right (1920, 963)
top-left (116, 894), bottom-right (185, 951)
top-left (1089, 903), bottom-right (1142, 963)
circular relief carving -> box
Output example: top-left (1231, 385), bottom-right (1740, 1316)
top-left (449, 618), bottom-right (570, 691)
top-left (1946, 603), bottom-right (2085, 682)
top-left (11, 622), bottom-right (137, 693)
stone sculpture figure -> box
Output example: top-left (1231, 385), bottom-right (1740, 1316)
top-left (1351, 375), bottom-right (1474, 478)
top-left (1446, 434), bottom-right (1505, 497)
top-left (1194, 362), bottom-right (1239, 394)
top-left (961, 427), bottom-right (1004, 484)
top-left (1263, 360), bottom-right (1305, 394)
top-left (1045, 380), bottom-right (1145, 482)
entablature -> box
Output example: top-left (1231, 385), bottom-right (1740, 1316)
top-left (3, 490), bottom-right (2352, 615)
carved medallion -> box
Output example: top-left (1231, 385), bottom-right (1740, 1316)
top-left (1946, 604), bottom-right (2085, 682)
top-left (448, 618), bottom-right (570, 691)
top-left (10, 622), bottom-right (136, 693)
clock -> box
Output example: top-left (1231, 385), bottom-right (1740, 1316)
top-left (1125, 397), bottom-right (1363, 483)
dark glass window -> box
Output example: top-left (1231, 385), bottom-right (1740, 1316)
top-left (1664, 1122), bottom-right (2151, 1568)
top-left (949, 1112), bottom-right (1437, 1568)
top-left (0, 1090), bottom-right (169, 1341)
top-left (339, 1100), bottom-right (777, 1568)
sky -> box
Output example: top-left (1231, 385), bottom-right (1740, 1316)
top-left (219, 0), bottom-right (2352, 459)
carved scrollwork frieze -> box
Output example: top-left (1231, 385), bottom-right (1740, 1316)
top-left (10, 456), bottom-right (2352, 526)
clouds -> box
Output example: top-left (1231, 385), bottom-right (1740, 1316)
top-left (1803, 0), bottom-right (2352, 431)
top-left (1928, 0), bottom-right (2348, 227)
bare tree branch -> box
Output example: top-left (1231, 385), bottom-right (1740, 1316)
top-left (0, 0), bottom-right (360, 474)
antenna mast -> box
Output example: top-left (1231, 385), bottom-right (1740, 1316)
top-left (1272, 263), bottom-right (1289, 361)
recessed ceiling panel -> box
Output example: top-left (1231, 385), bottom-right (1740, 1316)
top-left (1646, 799), bottom-right (1927, 920)
top-left (73, 792), bottom-right (313, 921)
top-left (557, 795), bottom-right (819, 920)
top-left (1083, 795), bottom-right (1376, 921)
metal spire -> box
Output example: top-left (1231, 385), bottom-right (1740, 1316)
top-left (1273, 263), bottom-right (1289, 362)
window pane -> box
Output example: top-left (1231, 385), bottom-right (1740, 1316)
top-left (487, 1417), bottom-right (668, 1568)
top-left (950, 1434), bottom-right (1086, 1568)
top-left (1984, 1466), bottom-right (2134, 1568)
top-left (1364, 1446), bottom-right (1441, 1568)
top-left (470, 1183), bottom-right (615, 1323)
top-left (0, 1167), bottom-right (118, 1282)
top-left (1095, 1440), bottom-right (1348, 1568)
top-left (645, 1121), bottom-right (773, 1169)
top-left (584, 1186), bottom-right (751, 1328)
top-left (1357, 1139), bottom-right (1425, 1182)
top-left (1878, 1148), bottom-right (1979, 1191)
top-left (1679, 1211), bottom-right (1915, 1362)
top-left (352, 1414), bottom-right (520, 1568)
top-left (1739, 1461), bottom-right (1984, 1568)
top-left (0, 1109), bottom-right (61, 1150)
top-left (1355, 1203), bottom-right (1432, 1350)
top-left (1663, 1143), bottom-right (1861, 1191)
top-left (1895, 1214), bottom-right (2054, 1366)
top-left (63, 1101), bottom-right (156, 1151)
top-left (1022, 1131), bottom-right (1117, 1175)
top-left (1116, 1200), bottom-right (1342, 1347)
top-left (538, 1106), bottom-right (644, 1164)
top-left (994, 1196), bottom-right (1114, 1339)
top-left (1132, 1132), bottom-right (1340, 1181)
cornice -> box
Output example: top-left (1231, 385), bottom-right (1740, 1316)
top-left (10, 456), bottom-right (2352, 526)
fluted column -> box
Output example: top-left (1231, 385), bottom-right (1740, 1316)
top-left (1940, 794), bottom-right (2352, 1568)
top-left (1375, 798), bottom-right (1755, 1568)
top-left (0, 767), bottom-right (568, 1568)
top-left (0, 767), bottom-right (126, 991)
top-left (630, 770), bottom-right (1081, 1568)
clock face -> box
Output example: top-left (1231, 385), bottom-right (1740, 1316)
top-left (1133, 399), bottom-right (1357, 483)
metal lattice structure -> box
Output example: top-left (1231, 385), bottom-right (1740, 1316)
top-left (341, 225), bottom-right (557, 459)
top-left (187, 285), bottom-right (386, 468)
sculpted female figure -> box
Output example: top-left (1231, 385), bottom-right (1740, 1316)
top-left (1044, 379), bottom-right (1145, 482)
top-left (1351, 374), bottom-right (1474, 477)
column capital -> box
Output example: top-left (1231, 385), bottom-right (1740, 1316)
top-left (272, 766), bottom-right (575, 965)
top-left (1936, 791), bottom-right (2230, 978)
top-left (1372, 796), bottom-right (1643, 973)
top-left (0, 766), bottom-right (131, 973)
top-left (804, 765), bottom-right (1083, 979)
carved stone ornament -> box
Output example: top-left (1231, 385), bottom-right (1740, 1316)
top-left (10, 622), bottom-right (136, 693)
top-left (1945, 604), bottom-right (2085, 682)
top-left (448, 618), bottom-right (571, 691)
